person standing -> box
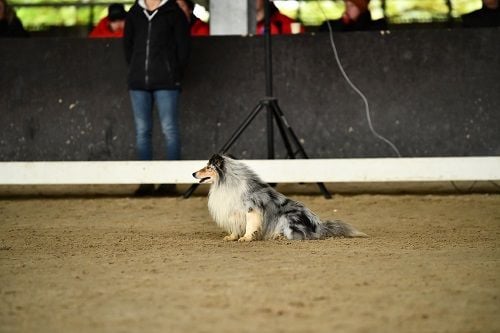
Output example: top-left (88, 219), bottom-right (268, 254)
top-left (255, 0), bottom-right (304, 35)
top-left (124, 0), bottom-right (190, 196)
top-left (176, 0), bottom-right (210, 36)
top-left (89, 3), bottom-right (127, 38)
top-left (319, 0), bottom-right (387, 32)
top-left (462, 0), bottom-right (500, 27)
top-left (0, 0), bottom-right (29, 37)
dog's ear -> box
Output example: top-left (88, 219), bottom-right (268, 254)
top-left (208, 154), bottom-right (225, 170)
top-left (208, 153), bottom-right (219, 162)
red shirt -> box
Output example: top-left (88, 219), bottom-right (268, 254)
top-left (256, 11), bottom-right (304, 35)
top-left (89, 17), bottom-right (124, 38)
top-left (191, 18), bottom-right (209, 36)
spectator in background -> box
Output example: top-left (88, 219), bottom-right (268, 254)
top-left (462, 0), bottom-right (500, 27)
top-left (89, 3), bottom-right (126, 38)
top-left (0, 0), bottom-right (29, 37)
top-left (124, 0), bottom-right (190, 196)
top-left (319, 0), bottom-right (387, 32)
top-left (177, 0), bottom-right (209, 36)
top-left (256, 0), bottom-right (304, 35)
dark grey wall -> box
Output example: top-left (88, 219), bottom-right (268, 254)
top-left (1, 28), bottom-right (499, 161)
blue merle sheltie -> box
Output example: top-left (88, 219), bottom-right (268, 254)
top-left (192, 154), bottom-right (367, 242)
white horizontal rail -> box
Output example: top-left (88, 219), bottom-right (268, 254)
top-left (0, 157), bottom-right (499, 185)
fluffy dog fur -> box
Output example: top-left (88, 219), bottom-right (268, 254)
top-left (193, 154), bottom-right (367, 242)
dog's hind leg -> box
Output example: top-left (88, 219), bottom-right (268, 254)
top-left (238, 209), bottom-right (262, 242)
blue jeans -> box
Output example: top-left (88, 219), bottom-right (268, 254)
top-left (129, 89), bottom-right (181, 161)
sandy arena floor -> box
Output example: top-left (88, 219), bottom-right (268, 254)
top-left (0, 186), bottom-right (499, 333)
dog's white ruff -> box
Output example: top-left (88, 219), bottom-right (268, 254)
top-left (208, 181), bottom-right (248, 237)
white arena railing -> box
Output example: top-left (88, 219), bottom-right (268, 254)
top-left (0, 157), bottom-right (499, 185)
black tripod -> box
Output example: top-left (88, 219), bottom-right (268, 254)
top-left (183, 0), bottom-right (331, 199)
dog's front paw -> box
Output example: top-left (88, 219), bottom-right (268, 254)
top-left (223, 234), bottom-right (239, 241)
top-left (238, 235), bottom-right (254, 242)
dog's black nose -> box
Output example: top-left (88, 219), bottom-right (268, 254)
top-left (192, 172), bottom-right (196, 178)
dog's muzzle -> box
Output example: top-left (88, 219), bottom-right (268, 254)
top-left (192, 172), bottom-right (210, 184)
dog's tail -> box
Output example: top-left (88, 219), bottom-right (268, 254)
top-left (320, 220), bottom-right (368, 238)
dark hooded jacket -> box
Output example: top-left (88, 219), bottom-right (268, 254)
top-left (123, 0), bottom-right (190, 90)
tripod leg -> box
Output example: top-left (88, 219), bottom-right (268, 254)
top-left (220, 102), bottom-right (266, 154)
top-left (183, 183), bottom-right (199, 198)
top-left (271, 101), bottom-right (310, 158)
top-left (270, 100), bottom-right (332, 199)
top-left (269, 100), bottom-right (296, 159)
top-left (183, 102), bottom-right (267, 199)
top-left (266, 105), bottom-right (274, 159)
